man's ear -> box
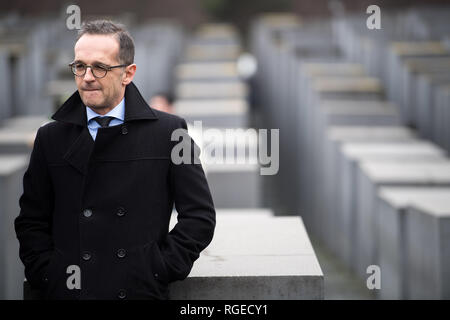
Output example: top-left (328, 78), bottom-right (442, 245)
top-left (122, 64), bottom-right (136, 85)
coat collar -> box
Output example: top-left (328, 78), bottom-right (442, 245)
top-left (51, 81), bottom-right (158, 126)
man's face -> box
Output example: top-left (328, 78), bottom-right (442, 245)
top-left (73, 34), bottom-right (132, 113)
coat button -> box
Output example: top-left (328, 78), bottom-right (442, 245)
top-left (154, 273), bottom-right (159, 278)
top-left (117, 249), bottom-right (126, 258)
top-left (82, 252), bottom-right (92, 261)
top-left (118, 289), bottom-right (127, 299)
top-left (116, 207), bottom-right (126, 217)
top-left (121, 126), bottom-right (128, 135)
top-left (83, 209), bottom-right (92, 218)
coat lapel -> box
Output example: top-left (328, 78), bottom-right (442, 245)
top-left (63, 127), bottom-right (94, 175)
top-left (51, 82), bottom-right (158, 175)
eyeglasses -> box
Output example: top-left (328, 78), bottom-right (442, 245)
top-left (69, 62), bottom-right (128, 79)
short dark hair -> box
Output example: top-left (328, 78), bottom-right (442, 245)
top-left (77, 20), bottom-right (134, 65)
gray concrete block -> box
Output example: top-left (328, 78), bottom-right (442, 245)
top-left (0, 116), bottom-right (47, 154)
top-left (204, 163), bottom-right (261, 209)
top-left (131, 23), bottom-right (182, 101)
top-left (378, 187), bottom-right (450, 300)
top-left (318, 100), bottom-right (401, 127)
top-left (175, 81), bottom-right (248, 100)
top-left (184, 44), bottom-right (241, 62)
top-left (300, 79), bottom-right (385, 228)
top-left (400, 57), bottom-right (450, 131)
top-left (355, 162), bottom-right (450, 280)
top-left (300, 125), bottom-right (417, 243)
top-left (309, 101), bottom-right (402, 246)
top-left (0, 130), bottom-right (36, 154)
top-left (175, 62), bottom-right (239, 81)
top-left (406, 196), bottom-right (450, 299)
top-left (416, 72), bottom-right (450, 139)
top-left (196, 24), bottom-right (238, 38)
top-left (434, 85), bottom-right (450, 153)
top-left (312, 76), bottom-right (384, 100)
top-left (175, 99), bottom-right (249, 128)
top-left (0, 48), bottom-right (13, 122)
top-left (0, 155), bottom-right (29, 299)
top-left (169, 214), bottom-right (324, 299)
top-left (1, 116), bottom-right (50, 131)
top-left (335, 141), bottom-right (447, 268)
top-left (386, 42), bottom-right (450, 124)
top-left (302, 62), bottom-right (365, 77)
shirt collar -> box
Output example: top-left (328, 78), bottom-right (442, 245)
top-left (86, 97), bottom-right (125, 123)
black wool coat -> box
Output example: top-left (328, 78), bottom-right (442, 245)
top-left (14, 82), bottom-right (216, 300)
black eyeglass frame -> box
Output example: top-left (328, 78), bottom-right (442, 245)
top-left (69, 62), bottom-right (129, 79)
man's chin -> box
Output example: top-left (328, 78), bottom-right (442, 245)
top-left (81, 97), bottom-right (104, 109)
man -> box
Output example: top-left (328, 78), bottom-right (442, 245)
top-left (149, 92), bottom-right (175, 114)
top-left (14, 20), bottom-right (216, 300)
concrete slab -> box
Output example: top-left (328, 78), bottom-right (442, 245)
top-left (176, 99), bottom-right (249, 128)
top-left (299, 125), bottom-right (417, 241)
top-left (309, 101), bottom-right (402, 245)
top-left (1, 116), bottom-right (49, 131)
top-left (355, 161), bottom-right (450, 279)
top-left (434, 85), bottom-right (450, 152)
top-left (204, 163), bottom-right (261, 209)
top-left (176, 81), bottom-right (248, 100)
top-left (303, 62), bottom-right (365, 77)
top-left (336, 141), bottom-right (447, 269)
top-left (176, 62), bottom-right (239, 81)
top-left (406, 196), bottom-right (450, 299)
top-left (416, 72), bottom-right (450, 139)
top-left (378, 187), bottom-right (450, 299)
top-left (169, 214), bottom-right (324, 299)
top-left (184, 44), bottom-right (241, 62)
top-left (300, 83), bottom-right (386, 236)
top-left (0, 130), bottom-right (36, 154)
top-left (0, 154), bottom-right (28, 299)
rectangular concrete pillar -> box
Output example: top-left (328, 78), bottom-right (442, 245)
top-left (169, 213), bottom-right (324, 299)
top-left (175, 81), bottom-right (248, 100)
top-left (416, 72), bottom-right (450, 139)
top-left (434, 85), bottom-right (450, 153)
top-left (300, 76), bottom-right (385, 235)
top-left (184, 43), bottom-right (241, 62)
top-left (386, 41), bottom-right (449, 124)
top-left (0, 116), bottom-right (47, 154)
top-left (175, 99), bottom-right (249, 128)
top-left (0, 48), bottom-right (13, 122)
top-left (400, 57), bottom-right (450, 132)
top-left (176, 62), bottom-right (239, 81)
top-left (312, 101), bottom-right (402, 248)
top-left (355, 162), bottom-right (450, 280)
top-left (378, 187), bottom-right (450, 299)
top-left (300, 125), bottom-right (417, 243)
top-left (336, 141), bottom-right (446, 268)
top-left (405, 196), bottom-right (450, 299)
top-left (204, 163), bottom-right (261, 209)
top-left (0, 155), bottom-right (29, 299)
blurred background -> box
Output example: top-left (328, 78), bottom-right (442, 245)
top-left (1, 0), bottom-right (450, 300)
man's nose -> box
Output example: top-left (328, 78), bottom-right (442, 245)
top-left (83, 67), bottom-right (96, 81)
